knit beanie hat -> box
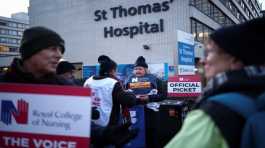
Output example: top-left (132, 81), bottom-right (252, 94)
top-left (210, 17), bottom-right (265, 65)
top-left (56, 61), bottom-right (75, 75)
top-left (19, 26), bottom-right (65, 60)
top-left (98, 55), bottom-right (117, 76)
top-left (134, 56), bottom-right (148, 68)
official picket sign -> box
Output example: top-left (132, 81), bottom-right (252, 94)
top-left (168, 75), bottom-right (201, 97)
top-left (0, 84), bottom-right (91, 148)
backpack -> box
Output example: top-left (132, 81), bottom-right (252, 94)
top-left (209, 92), bottom-right (265, 148)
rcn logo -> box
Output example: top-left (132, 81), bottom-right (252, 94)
top-left (1, 99), bottom-right (29, 125)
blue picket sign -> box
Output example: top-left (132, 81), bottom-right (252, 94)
top-left (124, 105), bottom-right (146, 148)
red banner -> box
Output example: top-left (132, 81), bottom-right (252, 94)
top-left (0, 131), bottom-right (90, 148)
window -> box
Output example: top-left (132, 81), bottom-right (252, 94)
top-left (9, 30), bottom-right (17, 36)
top-left (7, 38), bottom-right (19, 44)
top-left (0, 29), bottom-right (7, 35)
top-left (8, 22), bottom-right (17, 28)
top-left (18, 31), bottom-right (23, 36)
top-left (22, 24), bottom-right (29, 29)
top-left (190, 0), bottom-right (235, 26)
top-left (219, 0), bottom-right (247, 22)
top-left (17, 23), bottom-right (23, 28)
top-left (11, 39), bottom-right (17, 44)
top-left (191, 18), bottom-right (214, 43)
top-left (9, 47), bottom-right (19, 52)
top-left (0, 20), bottom-right (7, 26)
top-left (0, 37), bottom-right (7, 43)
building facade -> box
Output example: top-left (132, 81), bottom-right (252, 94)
top-left (28, 0), bottom-right (261, 66)
top-left (0, 12), bottom-right (29, 67)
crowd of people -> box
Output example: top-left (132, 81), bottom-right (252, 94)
top-left (0, 16), bottom-right (264, 148)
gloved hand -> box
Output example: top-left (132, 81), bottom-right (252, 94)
top-left (136, 95), bottom-right (149, 105)
top-left (103, 122), bottom-right (139, 146)
top-left (91, 107), bottom-right (100, 120)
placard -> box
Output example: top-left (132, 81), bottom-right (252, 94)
top-left (168, 75), bottom-right (201, 97)
top-left (0, 84), bottom-right (91, 148)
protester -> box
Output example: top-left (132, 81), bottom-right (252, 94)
top-left (0, 26), bottom-right (70, 85)
top-left (125, 56), bottom-right (165, 103)
top-left (57, 61), bottom-right (75, 78)
top-left (166, 17), bottom-right (265, 148)
top-left (83, 55), bottom-right (138, 147)
top-left (123, 56), bottom-right (166, 148)
top-left (56, 60), bottom-right (82, 85)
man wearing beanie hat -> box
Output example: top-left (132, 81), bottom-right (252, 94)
top-left (125, 56), bottom-right (165, 103)
top-left (0, 26), bottom-right (71, 85)
top-left (57, 61), bottom-right (76, 77)
top-left (166, 17), bottom-right (265, 148)
top-left (56, 61), bottom-right (83, 85)
top-left (20, 26), bottom-right (65, 61)
top-left (124, 56), bottom-right (166, 148)
top-left (84, 55), bottom-right (139, 147)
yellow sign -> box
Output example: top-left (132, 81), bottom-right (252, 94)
top-left (129, 82), bottom-right (151, 89)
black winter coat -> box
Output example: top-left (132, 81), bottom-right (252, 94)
top-left (0, 58), bottom-right (73, 85)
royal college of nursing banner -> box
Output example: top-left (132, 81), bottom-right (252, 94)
top-left (0, 84), bottom-right (91, 148)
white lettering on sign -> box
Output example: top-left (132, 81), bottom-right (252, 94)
top-left (172, 87), bottom-right (196, 93)
top-left (33, 139), bottom-right (76, 148)
top-left (178, 65), bottom-right (195, 75)
top-left (54, 112), bottom-right (82, 122)
top-left (182, 48), bottom-right (193, 56)
top-left (180, 57), bottom-right (193, 63)
top-left (2, 136), bottom-right (77, 148)
top-left (168, 82), bottom-right (201, 93)
top-left (3, 136), bottom-right (29, 147)
top-left (169, 82), bottom-right (200, 88)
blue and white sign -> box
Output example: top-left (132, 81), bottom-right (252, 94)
top-left (177, 30), bottom-right (195, 75)
top-left (178, 42), bottom-right (194, 65)
top-left (82, 65), bottom-right (98, 79)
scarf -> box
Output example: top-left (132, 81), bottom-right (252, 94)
top-left (195, 66), bottom-right (265, 107)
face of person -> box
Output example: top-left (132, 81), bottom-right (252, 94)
top-left (24, 46), bottom-right (63, 77)
top-left (60, 70), bottom-right (75, 79)
top-left (203, 39), bottom-right (238, 80)
top-left (133, 66), bottom-right (146, 77)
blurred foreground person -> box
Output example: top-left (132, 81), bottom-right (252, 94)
top-left (166, 17), bottom-right (265, 148)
